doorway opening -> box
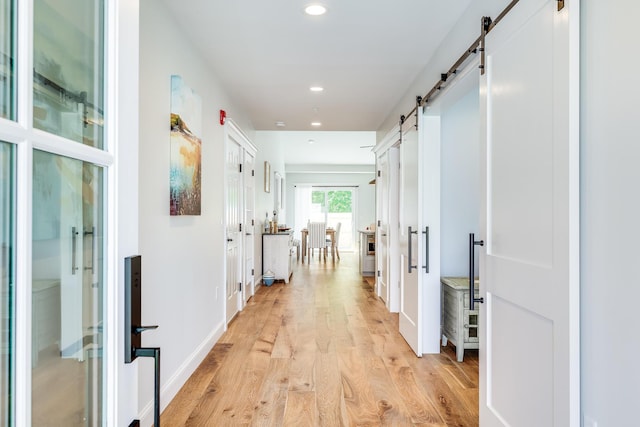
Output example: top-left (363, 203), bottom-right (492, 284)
top-left (298, 186), bottom-right (358, 252)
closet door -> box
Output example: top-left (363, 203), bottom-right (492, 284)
top-left (479, 0), bottom-right (579, 425)
top-left (225, 137), bottom-right (241, 323)
top-left (376, 152), bottom-right (389, 303)
top-left (243, 150), bottom-right (255, 304)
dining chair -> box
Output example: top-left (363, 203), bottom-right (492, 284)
top-left (292, 238), bottom-right (301, 260)
top-left (307, 222), bottom-right (327, 261)
top-left (327, 222), bottom-right (342, 260)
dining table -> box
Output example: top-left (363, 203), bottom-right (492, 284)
top-left (300, 227), bottom-right (335, 263)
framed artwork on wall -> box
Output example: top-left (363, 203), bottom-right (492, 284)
top-left (169, 75), bottom-right (202, 216)
top-left (264, 161), bottom-right (271, 193)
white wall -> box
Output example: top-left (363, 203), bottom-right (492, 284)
top-left (580, 1), bottom-right (640, 425)
top-left (376, 0), bottom-right (507, 140)
top-left (116, 0), bottom-right (141, 424)
top-left (252, 132), bottom-right (287, 279)
top-left (138, 1), bottom-right (253, 424)
top-left (439, 89), bottom-right (480, 277)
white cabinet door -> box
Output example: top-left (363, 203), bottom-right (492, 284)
top-left (479, 1), bottom-right (579, 426)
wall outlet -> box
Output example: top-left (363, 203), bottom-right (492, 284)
top-left (584, 415), bottom-right (597, 427)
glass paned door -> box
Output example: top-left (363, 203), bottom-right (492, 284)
top-left (0, 0), bottom-right (15, 119)
top-left (33, 0), bottom-right (105, 148)
top-left (0, 142), bottom-right (14, 425)
top-left (32, 150), bottom-right (104, 426)
top-left (311, 188), bottom-right (356, 251)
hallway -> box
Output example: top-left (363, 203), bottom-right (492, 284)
top-left (161, 253), bottom-right (478, 426)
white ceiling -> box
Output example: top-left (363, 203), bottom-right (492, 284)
top-left (257, 130), bottom-right (377, 165)
top-left (160, 1), bottom-right (472, 132)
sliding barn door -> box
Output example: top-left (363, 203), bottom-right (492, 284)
top-left (479, 0), bottom-right (579, 425)
top-left (399, 114), bottom-right (422, 356)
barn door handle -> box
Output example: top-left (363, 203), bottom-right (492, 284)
top-left (408, 226), bottom-right (418, 273)
top-left (469, 233), bottom-right (485, 310)
top-left (422, 227), bottom-right (429, 273)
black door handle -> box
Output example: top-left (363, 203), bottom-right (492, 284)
top-left (134, 325), bottom-right (159, 334)
top-left (422, 227), bottom-right (429, 273)
top-left (469, 233), bottom-right (485, 310)
top-left (408, 226), bottom-right (418, 273)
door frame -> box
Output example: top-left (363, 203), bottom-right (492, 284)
top-left (224, 120), bottom-right (257, 321)
top-left (421, 58), bottom-right (480, 355)
top-left (373, 128), bottom-right (400, 313)
top-left (241, 136), bottom-right (257, 306)
top-left (5, 0), bottom-right (134, 423)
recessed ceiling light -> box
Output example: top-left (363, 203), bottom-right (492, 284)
top-left (275, 121), bottom-right (286, 127)
top-left (308, 139), bottom-right (315, 144)
top-left (310, 86), bottom-right (324, 92)
top-left (305, 4), bottom-right (327, 16)
top-left (311, 122), bottom-right (322, 127)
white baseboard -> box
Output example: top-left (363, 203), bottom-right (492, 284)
top-left (138, 321), bottom-right (225, 426)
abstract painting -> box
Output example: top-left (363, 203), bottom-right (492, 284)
top-left (170, 75), bottom-right (202, 215)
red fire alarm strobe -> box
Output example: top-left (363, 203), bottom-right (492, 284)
top-left (219, 109), bottom-right (226, 125)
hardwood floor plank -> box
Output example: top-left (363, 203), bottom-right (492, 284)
top-left (361, 354), bottom-right (414, 426)
top-left (315, 351), bottom-right (349, 426)
top-left (161, 253), bottom-right (478, 426)
top-left (250, 358), bottom-right (291, 427)
top-left (407, 355), bottom-right (477, 427)
top-left (379, 334), bottom-right (444, 425)
top-left (337, 348), bottom-right (383, 426)
top-left (160, 343), bottom-right (232, 425)
top-left (282, 391), bottom-right (317, 427)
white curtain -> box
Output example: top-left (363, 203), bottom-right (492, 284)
top-left (294, 185), bottom-right (312, 241)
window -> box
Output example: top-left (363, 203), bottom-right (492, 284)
top-left (33, 0), bottom-right (105, 148)
top-left (32, 150), bottom-right (105, 425)
top-left (0, 0), bottom-right (115, 422)
top-left (0, 141), bottom-right (14, 425)
top-left (0, 0), bottom-right (15, 119)
top-left (311, 187), bottom-right (357, 251)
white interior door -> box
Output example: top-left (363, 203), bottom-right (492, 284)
top-left (479, 1), bottom-right (579, 426)
top-left (225, 138), bottom-right (242, 323)
top-left (387, 146), bottom-right (400, 313)
top-left (243, 151), bottom-right (255, 304)
top-left (376, 152), bottom-right (388, 303)
top-left (421, 115), bottom-right (441, 354)
top-left (399, 115), bottom-right (422, 356)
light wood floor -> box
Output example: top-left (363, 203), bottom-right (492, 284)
top-left (161, 252), bottom-right (479, 426)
